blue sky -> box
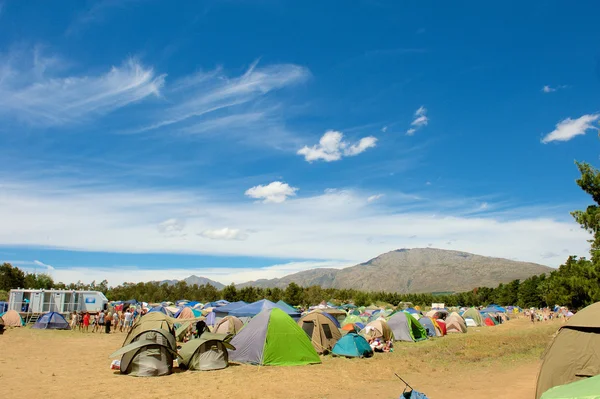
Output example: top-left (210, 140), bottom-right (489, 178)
top-left (1, 1), bottom-right (599, 285)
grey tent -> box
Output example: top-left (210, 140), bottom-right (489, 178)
top-left (111, 328), bottom-right (177, 377)
top-left (178, 333), bottom-right (235, 371)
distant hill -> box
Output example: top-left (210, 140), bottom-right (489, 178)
top-left (236, 248), bottom-right (553, 293)
top-left (159, 275), bottom-right (225, 290)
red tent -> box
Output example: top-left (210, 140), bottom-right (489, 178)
top-left (435, 319), bottom-right (447, 335)
top-left (484, 317), bottom-right (495, 326)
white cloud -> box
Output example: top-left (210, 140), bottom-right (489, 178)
top-left (542, 85), bottom-right (569, 93)
top-left (245, 181), bottom-right (298, 203)
top-left (157, 218), bottom-right (185, 234)
top-left (33, 260), bottom-right (54, 271)
top-left (381, 126), bottom-right (388, 133)
top-left (0, 51), bottom-right (164, 126)
top-left (541, 114), bottom-right (600, 144)
top-left (367, 194), bottom-right (384, 203)
top-left (297, 130), bottom-right (377, 162)
top-left (199, 228), bottom-right (249, 241)
top-left (542, 85), bottom-right (556, 93)
top-left (406, 106), bottom-right (428, 135)
top-left (0, 178), bottom-right (590, 272)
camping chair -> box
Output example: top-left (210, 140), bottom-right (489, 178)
top-left (395, 374), bottom-right (430, 399)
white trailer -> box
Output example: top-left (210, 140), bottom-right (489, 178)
top-left (8, 289), bottom-right (108, 315)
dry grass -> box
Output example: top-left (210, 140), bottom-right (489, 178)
top-left (0, 317), bottom-right (561, 399)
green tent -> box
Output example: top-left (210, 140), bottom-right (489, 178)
top-left (541, 375), bottom-right (600, 399)
top-left (229, 308), bottom-right (321, 366)
top-left (178, 333), bottom-right (235, 371)
top-left (462, 307), bottom-right (484, 327)
top-left (342, 314), bottom-right (365, 326)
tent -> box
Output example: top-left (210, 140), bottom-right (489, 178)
top-left (435, 319), bottom-right (447, 335)
top-left (1, 310), bottom-right (24, 327)
top-left (342, 314), bottom-right (366, 326)
top-left (320, 308), bottom-right (348, 324)
top-left (178, 333), bottom-right (235, 371)
top-left (387, 311), bottom-right (428, 342)
top-left (148, 306), bottom-right (173, 317)
top-left (536, 302), bottom-right (600, 398)
top-left (361, 319), bottom-right (393, 341)
top-left (214, 301), bottom-right (248, 317)
top-left (403, 309), bottom-right (421, 320)
top-left (229, 299), bottom-right (301, 319)
top-left (298, 311), bottom-right (342, 354)
top-left (229, 308), bottom-right (320, 366)
top-left (0, 315), bottom-right (4, 334)
top-left (205, 311), bottom-right (217, 326)
top-left (445, 313), bottom-right (467, 333)
top-left (123, 312), bottom-right (176, 347)
top-left (332, 333), bottom-right (373, 358)
top-left (426, 309), bottom-right (449, 320)
top-left (419, 316), bottom-right (440, 337)
top-left (110, 328), bottom-right (177, 377)
top-left (214, 316), bottom-right (244, 335)
top-left (276, 300), bottom-right (298, 314)
top-left (176, 307), bottom-right (202, 320)
top-left (405, 307), bottom-right (421, 315)
top-left (0, 301), bottom-right (7, 313)
top-left (540, 374), bottom-right (600, 399)
top-left (483, 315), bottom-right (497, 326)
top-left (341, 323), bottom-right (361, 334)
top-left (462, 307), bottom-right (484, 327)
top-left (32, 312), bottom-right (70, 330)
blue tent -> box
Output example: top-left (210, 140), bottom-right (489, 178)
top-left (229, 299), bottom-right (301, 319)
top-left (206, 311), bottom-right (216, 326)
top-left (148, 306), bottom-right (172, 317)
top-left (355, 322), bottom-right (365, 330)
top-left (418, 317), bottom-right (437, 337)
top-left (319, 311), bottom-right (341, 328)
top-left (332, 333), bottom-right (373, 358)
top-left (486, 304), bottom-right (507, 313)
top-left (214, 301), bottom-right (248, 315)
top-left (0, 301), bottom-right (7, 313)
top-left (203, 301), bottom-right (229, 309)
top-left (32, 312), bottom-right (70, 330)
top-left (276, 300), bottom-right (298, 314)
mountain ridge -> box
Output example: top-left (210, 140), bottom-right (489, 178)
top-left (235, 248), bottom-right (553, 293)
top-left (160, 248), bottom-right (553, 293)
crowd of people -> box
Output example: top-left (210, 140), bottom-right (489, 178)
top-left (524, 307), bottom-right (573, 323)
top-left (69, 307), bottom-right (144, 334)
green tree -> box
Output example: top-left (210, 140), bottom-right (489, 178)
top-left (0, 263), bottom-right (26, 291)
top-left (222, 283), bottom-right (238, 302)
top-left (283, 282), bottom-right (304, 306)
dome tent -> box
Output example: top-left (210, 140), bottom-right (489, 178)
top-left (1, 310), bottom-right (24, 327)
top-left (214, 316), bottom-right (244, 336)
top-left (178, 333), bottom-right (235, 371)
top-left (332, 333), bottom-right (373, 358)
top-left (536, 302), bottom-right (600, 398)
top-left (387, 311), bottom-right (428, 342)
top-left (298, 311), bottom-right (342, 354)
top-left (229, 308), bottom-right (320, 366)
top-left (32, 312), bottom-right (70, 330)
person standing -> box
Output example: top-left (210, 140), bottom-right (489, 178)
top-left (83, 312), bottom-right (90, 332)
top-left (124, 309), bottom-right (133, 333)
top-left (97, 310), bottom-right (105, 333)
top-left (70, 311), bottom-right (77, 330)
top-left (104, 311), bottom-right (112, 333)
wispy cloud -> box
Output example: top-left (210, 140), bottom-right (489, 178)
top-left (541, 113), bottom-right (599, 143)
top-left (367, 194), bottom-right (384, 203)
top-left (34, 259), bottom-right (54, 271)
top-left (245, 181), bottom-right (298, 203)
top-left (66, 0), bottom-right (144, 36)
top-left (297, 130), bottom-right (377, 162)
top-left (0, 50), bottom-right (164, 126)
top-left (132, 61), bottom-right (309, 135)
top-left (542, 84), bottom-right (569, 93)
top-left (199, 228), bottom-right (249, 241)
top-left (406, 106), bottom-right (428, 136)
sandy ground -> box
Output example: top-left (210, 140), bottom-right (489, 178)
top-left (0, 318), bottom-right (557, 399)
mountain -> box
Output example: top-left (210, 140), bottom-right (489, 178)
top-left (237, 248), bottom-right (554, 293)
top-left (159, 275), bottom-right (225, 290)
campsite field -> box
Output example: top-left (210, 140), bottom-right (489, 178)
top-left (0, 317), bottom-right (561, 399)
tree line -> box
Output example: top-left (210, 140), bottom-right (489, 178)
top-left (2, 161), bottom-right (600, 310)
